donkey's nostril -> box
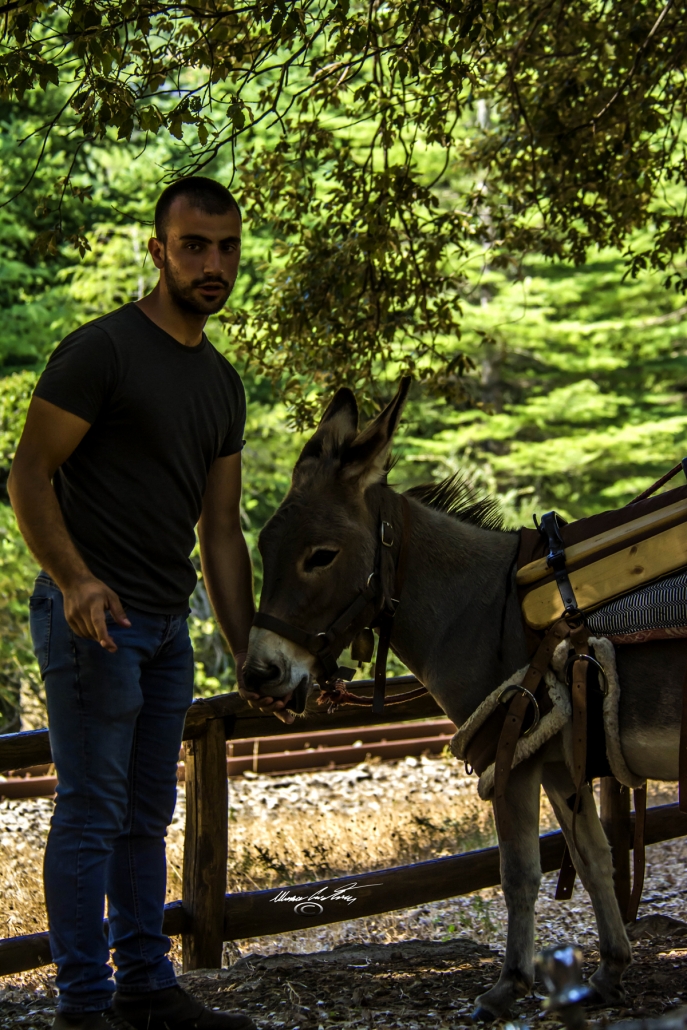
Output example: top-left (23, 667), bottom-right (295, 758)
top-left (243, 659), bottom-right (284, 692)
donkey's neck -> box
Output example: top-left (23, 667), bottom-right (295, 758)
top-left (385, 490), bottom-right (529, 728)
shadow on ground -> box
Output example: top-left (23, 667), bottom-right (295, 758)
top-left (3, 931), bottom-right (687, 1030)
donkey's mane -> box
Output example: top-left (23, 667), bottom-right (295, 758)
top-left (405, 473), bottom-right (505, 531)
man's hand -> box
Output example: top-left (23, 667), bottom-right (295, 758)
top-left (239, 691), bottom-right (296, 725)
top-left (233, 649), bottom-right (296, 725)
top-left (63, 577), bottom-right (131, 653)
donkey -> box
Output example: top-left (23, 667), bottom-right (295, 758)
top-left (244, 380), bottom-right (684, 1021)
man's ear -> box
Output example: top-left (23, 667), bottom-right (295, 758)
top-left (340, 377), bottom-right (411, 490)
top-left (294, 387), bottom-right (359, 470)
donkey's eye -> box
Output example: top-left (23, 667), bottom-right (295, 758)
top-left (304, 548), bottom-right (339, 573)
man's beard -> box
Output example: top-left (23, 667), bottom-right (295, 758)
top-left (163, 257), bottom-right (233, 315)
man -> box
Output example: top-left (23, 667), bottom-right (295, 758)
top-left (8, 177), bottom-right (290, 1030)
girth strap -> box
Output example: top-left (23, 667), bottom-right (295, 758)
top-left (626, 784), bottom-right (647, 923)
top-left (492, 618), bottom-right (570, 841)
top-left (568, 621), bottom-right (592, 859)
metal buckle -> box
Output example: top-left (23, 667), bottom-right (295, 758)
top-left (564, 653), bottom-right (608, 695)
top-left (380, 521), bottom-right (394, 547)
top-left (498, 684), bottom-right (541, 737)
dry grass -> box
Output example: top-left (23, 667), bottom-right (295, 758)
top-left (208, 759), bottom-right (501, 893)
top-left (0, 748), bottom-right (680, 992)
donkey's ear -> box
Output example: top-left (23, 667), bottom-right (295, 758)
top-left (340, 377), bottom-right (411, 489)
top-left (295, 387), bottom-right (359, 469)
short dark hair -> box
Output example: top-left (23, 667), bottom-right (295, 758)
top-left (154, 176), bottom-right (241, 240)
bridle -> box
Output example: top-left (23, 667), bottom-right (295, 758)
top-left (252, 491), bottom-right (427, 715)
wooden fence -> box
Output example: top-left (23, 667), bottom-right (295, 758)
top-left (0, 678), bottom-right (684, 978)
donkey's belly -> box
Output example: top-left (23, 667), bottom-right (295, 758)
top-left (615, 639), bottom-right (686, 781)
top-left (620, 725), bottom-right (679, 780)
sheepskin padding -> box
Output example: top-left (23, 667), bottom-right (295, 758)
top-left (552, 635), bottom-right (645, 789)
top-left (450, 633), bottom-right (644, 800)
top-left (450, 665), bottom-right (571, 801)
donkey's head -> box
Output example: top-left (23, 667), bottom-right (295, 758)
top-left (244, 378), bottom-right (410, 713)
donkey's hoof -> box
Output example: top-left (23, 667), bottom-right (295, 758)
top-left (471, 1005), bottom-right (498, 1023)
top-left (587, 981), bottom-right (628, 1008)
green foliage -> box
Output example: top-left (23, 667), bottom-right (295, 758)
top-left (3, 2), bottom-right (687, 416)
top-left (191, 386), bottom-right (306, 694)
top-left (3, 246), bottom-right (687, 709)
top-left (4, 241), bottom-right (687, 703)
top-left (0, 371), bottom-right (36, 498)
top-left (0, 374), bottom-right (39, 727)
top-left (397, 253), bottom-right (687, 522)
top-left (2, 14), bottom-right (687, 708)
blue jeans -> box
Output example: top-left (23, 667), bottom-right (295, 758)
top-left (29, 574), bottom-right (194, 1015)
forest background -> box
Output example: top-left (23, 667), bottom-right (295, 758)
top-left (1, 35), bottom-right (687, 727)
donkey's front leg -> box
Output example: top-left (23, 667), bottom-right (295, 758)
top-left (473, 757), bottom-right (543, 1022)
top-left (542, 763), bottom-right (632, 1006)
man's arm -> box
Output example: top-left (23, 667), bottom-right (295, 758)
top-left (8, 396), bottom-right (130, 652)
top-left (198, 452), bottom-right (294, 724)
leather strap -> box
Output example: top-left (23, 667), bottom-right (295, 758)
top-left (626, 783), bottom-right (647, 923)
top-left (315, 493), bottom-right (428, 713)
top-left (464, 674), bottom-right (554, 775)
top-left (628, 457), bottom-right (687, 504)
top-left (317, 680), bottom-right (428, 710)
top-left (492, 619), bottom-right (571, 840)
top-left (252, 552), bottom-right (381, 682)
top-left (568, 622), bottom-right (591, 860)
top-left (570, 630), bottom-right (590, 794)
top-left (492, 689), bottom-right (532, 840)
top-left (373, 612), bottom-right (394, 715)
top-left (540, 511), bottom-right (580, 618)
top-left (252, 611), bottom-right (321, 654)
top-left (555, 844), bottom-right (577, 900)
top-left (373, 494), bottom-right (414, 715)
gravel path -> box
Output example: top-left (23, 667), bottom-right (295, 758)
top-left (0, 758), bottom-right (685, 1028)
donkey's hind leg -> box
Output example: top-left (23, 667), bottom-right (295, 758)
top-left (473, 756), bottom-right (543, 1022)
top-left (542, 763), bottom-right (632, 1005)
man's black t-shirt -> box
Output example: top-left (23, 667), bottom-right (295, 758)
top-left (34, 303), bottom-right (246, 614)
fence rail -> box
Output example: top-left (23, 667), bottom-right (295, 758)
top-left (0, 681), bottom-right (683, 977)
top-left (0, 801), bottom-right (684, 977)
top-left (0, 678), bottom-right (444, 775)
top-left (0, 717), bottom-right (457, 794)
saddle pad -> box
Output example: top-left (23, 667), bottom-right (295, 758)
top-left (517, 483), bottom-right (687, 632)
top-left (587, 570), bottom-right (687, 641)
top-left (520, 518), bottom-right (687, 630)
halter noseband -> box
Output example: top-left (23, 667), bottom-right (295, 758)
top-left (252, 493), bottom-right (420, 714)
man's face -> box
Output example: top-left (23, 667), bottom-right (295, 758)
top-left (150, 196), bottom-right (242, 315)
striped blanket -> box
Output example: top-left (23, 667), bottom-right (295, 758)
top-left (587, 570), bottom-right (687, 644)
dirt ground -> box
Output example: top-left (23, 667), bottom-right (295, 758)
top-left (0, 756), bottom-right (685, 1029)
top-left (3, 929), bottom-right (687, 1030)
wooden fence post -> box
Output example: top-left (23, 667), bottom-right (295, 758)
top-left (600, 776), bottom-right (631, 921)
top-left (182, 717), bottom-right (228, 970)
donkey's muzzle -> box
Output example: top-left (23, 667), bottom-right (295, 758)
top-left (243, 658), bottom-right (286, 694)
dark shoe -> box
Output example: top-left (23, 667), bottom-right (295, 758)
top-left (53, 1010), bottom-right (136, 1029)
top-left (113, 985), bottom-right (256, 1030)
